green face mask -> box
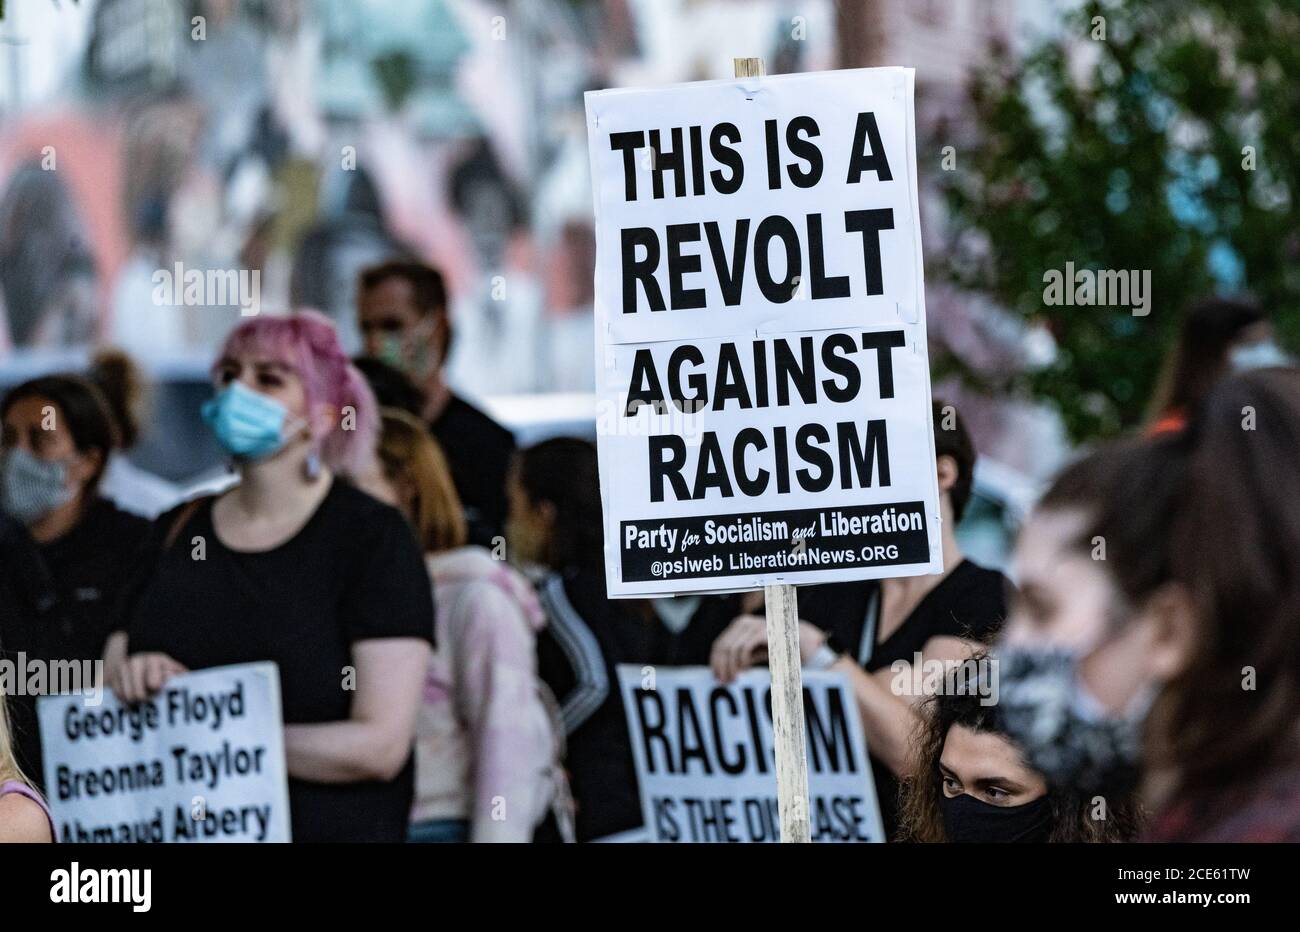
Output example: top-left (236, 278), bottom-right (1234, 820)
top-left (378, 334), bottom-right (407, 372)
top-left (379, 320), bottom-right (439, 380)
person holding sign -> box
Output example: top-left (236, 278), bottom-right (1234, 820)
top-left (710, 402), bottom-right (1009, 837)
top-left (897, 659), bottom-right (1141, 843)
top-left (106, 312), bottom-right (434, 843)
top-left (588, 67), bottom-right (944, 842)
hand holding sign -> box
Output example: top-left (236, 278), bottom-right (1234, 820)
top-left (710, 614), bottom-right (829, 683)
top-left (108, 651), bottom-right (189, 703)
top-left (588, 61), bottom-right (937, 845)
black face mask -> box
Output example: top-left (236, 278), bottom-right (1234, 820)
top-left (940, 792), bottom-right (1053, 843)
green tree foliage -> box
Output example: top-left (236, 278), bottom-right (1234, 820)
top-left (939, 0), bottom-right (1300, 440)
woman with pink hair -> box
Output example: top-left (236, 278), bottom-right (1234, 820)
top-left (105, 311), bottom-right (434, 843)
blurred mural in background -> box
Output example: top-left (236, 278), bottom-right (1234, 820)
top-left (0, 0), bottom-right (1058, 567)
top-left (7, 0), bottom-right (1292, 566)
top-left (0, 0), bottom-right (1031, 382)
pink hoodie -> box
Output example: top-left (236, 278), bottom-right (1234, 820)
top-left (412, 546), bottom-right (564, 842)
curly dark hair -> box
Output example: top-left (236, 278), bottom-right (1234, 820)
top-left (897, 658), bottom-right (1145, 843)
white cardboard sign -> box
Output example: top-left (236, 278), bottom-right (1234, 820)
top-left (586, 68), bottom-right (941, 596)
top-left (617, 666), bottom-right (884, 843)
top-left (38, 662), bottom-right (291, 843)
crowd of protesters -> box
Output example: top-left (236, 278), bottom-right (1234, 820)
top-left (2, 263), bottom-right (1298, 843)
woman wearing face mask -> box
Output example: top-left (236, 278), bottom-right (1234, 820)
top-left (898, 660), bottom-right (1142, 843)
top-left (105, 311), bottom-right (434, 843)
top-left (994, 434), bottom-right (1191, 809)
top-left (355, 408), bottom-right (570, 843)
top-left (1147, 296), bottom-right (1290, 435)
top-left (999, 370), bottom-right (1300, 841)
top-left (708, 401), bottom-right (1010, 838)
top-left (0, 375), bottom-right (152, 790)
top-left (1144, 368), bottom-right (1300, 840)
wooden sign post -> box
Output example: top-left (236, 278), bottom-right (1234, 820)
top-left (735, 55), bottom-right (813, 845)
top-left (587, 57), bottom-right (935, 844)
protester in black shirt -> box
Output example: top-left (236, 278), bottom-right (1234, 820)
top-left (107, 312), bottom-right (433, 843)
top-left (431, 395), bottom-right (516, 544)
top-left (356, 260), bottom-right (516, 546)
top-left (0, 512), bottom-right (55, 645)
top-left (653, 593), bottom-right (745, 667)
top-left (0, 375), bottom-right (151, 790)
top-left (710, 400), bottom-right (1011, 838)
top-left (0, 508), bottom-right (57, 801)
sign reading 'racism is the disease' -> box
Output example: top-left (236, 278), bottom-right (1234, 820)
top-left (586, 67), bottom-right (941, 596)
top-left (617, 667), bottom-right (884, 843)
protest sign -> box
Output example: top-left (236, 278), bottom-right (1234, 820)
top-left (586, 66), bottom-right (941, 597)
top-left (38, 662), bottom-right (291, 843)
top-left (617, 666), bottom-right (884, 843)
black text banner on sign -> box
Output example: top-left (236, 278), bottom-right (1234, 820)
top-left (586, 67), bottom-right (941, 596)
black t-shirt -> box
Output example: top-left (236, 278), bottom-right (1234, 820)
top-left (40, 497), bottom-right (152, 661)
top-left (0, 498), bottom-right (150, 790)
top-left (0, 512), bottom-right (57, 790)
top-left (429, 393), bottom-right (516, 547)
top-left (534, 568), bottom-right (654, 842)
top-left (656, 594), bottom-right (743, 667)
top-left (127, 480), bottom-right (435, 843)
top-left (797, 560), bottom-right (1010, 839)
top-left (535, 572), bottom-right (742, 841)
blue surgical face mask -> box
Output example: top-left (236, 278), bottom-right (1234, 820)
top-left (201, 381), bottom-right (303, 461)
top-left (1229, 340), bottom-right (1290, 371)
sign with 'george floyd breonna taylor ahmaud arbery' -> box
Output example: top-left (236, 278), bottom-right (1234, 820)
top-left (585, 67), bottom-right (942, 597)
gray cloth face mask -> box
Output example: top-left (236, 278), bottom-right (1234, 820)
top-left (994, 643), bottom-right (1156, 797)
top-left (0, 447), bottom-right (76, 523)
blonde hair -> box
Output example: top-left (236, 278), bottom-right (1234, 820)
top-left (0, 692), bottom-right (31, 787)
top-left (375, 407), bottom-right (467, 554)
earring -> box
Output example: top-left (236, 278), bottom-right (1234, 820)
top-left (303, 449), bottom-right (322, 481)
